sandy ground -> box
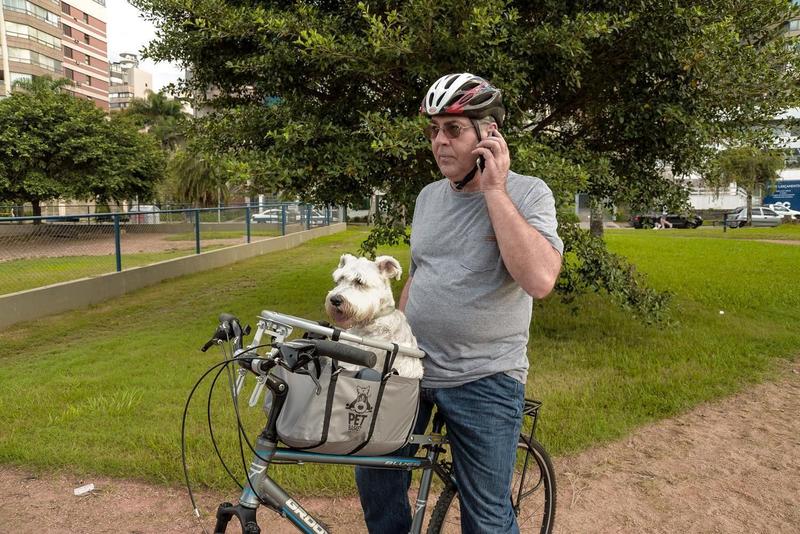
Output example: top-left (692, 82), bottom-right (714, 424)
top-left (0, 231), bottom-right (257, 262)
top-left (1, 362), bottom-right (797, 534)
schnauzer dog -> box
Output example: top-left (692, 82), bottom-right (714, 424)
top-left (325, 254), bottom-right (423, 380)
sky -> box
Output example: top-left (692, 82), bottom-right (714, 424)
top-left (106, 0), bottom-right (183, 92)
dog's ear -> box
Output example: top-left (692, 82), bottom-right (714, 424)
top-left (375, 256), bottom-right (402, 281)
top-left (338, 253), bottom-right (355, 269)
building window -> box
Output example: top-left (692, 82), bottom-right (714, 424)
top-left (64, 46), bottom-right (73, 58)
top-left (86, 75), bottom-right (92, 86)
top-left (85, 55), bottom-right (91, 66)
top-left (10, 72), bottom-right (33, 86)
top-left (83, 13), bottom-right (89, 23)
top-left (64, 67), bottom-right (74, 80)
top-left (6, 21), bottom-right (60, 49)
top-left (61, 2), bottom-right (69, 14)
top-left (63, 25), bottom-right (72, 37)
top-left (84, 34), bottom-right (90, 45)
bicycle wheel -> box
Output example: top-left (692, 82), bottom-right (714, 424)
top-left (426, 435), bottom-right (556, 534)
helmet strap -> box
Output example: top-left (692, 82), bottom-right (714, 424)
top-left (454, 119), bottom-right (484, 191)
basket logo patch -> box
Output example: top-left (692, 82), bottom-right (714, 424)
top-left (345, 385), bottom-right (374, 432)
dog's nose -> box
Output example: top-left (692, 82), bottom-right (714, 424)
top-left (329, 295), bottom-right (343, 307)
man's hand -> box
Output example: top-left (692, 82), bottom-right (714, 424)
top-left (472, 129), bottom-right (510, 192)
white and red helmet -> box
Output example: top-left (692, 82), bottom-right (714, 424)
top-left (421, 73), bottom-right (505, 127)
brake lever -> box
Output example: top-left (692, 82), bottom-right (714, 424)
top-left (248, 375), bottom-right (268, 407)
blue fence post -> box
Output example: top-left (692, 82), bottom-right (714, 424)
top-left (325, 206), bottom-right (330, 225)
top-left (114, 214), bottom-right (122, 272)
top-left (281, 204), bottom-right (286, 236)
top-left (245, 205), bottom-right (251, 243)
top-left (195, 209), bottom-right (201, 254)
top-left (306, 204), bottom-right (311, 229)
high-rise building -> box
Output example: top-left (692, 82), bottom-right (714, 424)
top-left (109, 52), bottom-right (151, 111)
top-left (0, 0), bottom-right (108, 109)
top-left (0, 0), bottom-right (64, 97)
top-left (59, 0), bottom-right (108, 110)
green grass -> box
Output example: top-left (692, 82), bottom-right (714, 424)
top-left (620, 222), bottom-right (800, 241)
top-left (0, 228), bottom-right (798, 496)
top-left (0, 251), bottom-right (195, 295)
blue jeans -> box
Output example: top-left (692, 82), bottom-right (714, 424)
top-left (355, 373), bottom-right (525, 534)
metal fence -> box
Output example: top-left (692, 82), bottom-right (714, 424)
top-left (0, 203), bottom-right (343, 296)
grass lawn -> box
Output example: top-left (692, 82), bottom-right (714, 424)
top-left (0, 251), bottom-right (195, 295)
top-left (620, 222), bottom-right (800, 241)
top-left (0, 228), bottom-right (798, 496)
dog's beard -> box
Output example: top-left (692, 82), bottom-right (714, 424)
top-left (325, 292), bottom-right (385, 329)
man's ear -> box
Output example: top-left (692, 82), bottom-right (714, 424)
top-left (375, 255), bottom-right (402, 281)
top-left (338, 253), bottom-right (356, 269)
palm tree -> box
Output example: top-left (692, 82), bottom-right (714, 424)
top-left (168, 148), bottom-right (229, 208)
top-left (123, 91), bottom-right (187, 150)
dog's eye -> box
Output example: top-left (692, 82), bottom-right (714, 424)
top-left (353, 279), bottom-right (365, 287)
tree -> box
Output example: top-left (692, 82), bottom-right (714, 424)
top-left (707, 147), bottom-right (785, 225)
top-left (133, 0), bottom-right (800, 316)
top-left (121, 90), bottom-right (188, 151)
top-left (0, 77), bottom-right (165, 215)
top-left (165, 147), bottom-right (230, 207)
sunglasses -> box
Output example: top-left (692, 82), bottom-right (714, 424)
top-left (423, 122), bottom-right (476, 140)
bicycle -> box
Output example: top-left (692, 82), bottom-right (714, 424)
top-left (184, 310), bottom-right (557, 533)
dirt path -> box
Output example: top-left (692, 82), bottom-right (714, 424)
top-left (2, 363), bottom-right (798, 533)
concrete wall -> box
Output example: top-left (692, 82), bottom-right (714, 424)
top-left (0, 223), bottom-right (346, 331)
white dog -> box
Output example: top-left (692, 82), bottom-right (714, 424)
top-left (325, 254), bottom-right (424, 380)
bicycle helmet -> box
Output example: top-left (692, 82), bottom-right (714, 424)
top-left (421, 73), bottom-right (506, 189)
top-left (421, 73), bottom-right (505, 127)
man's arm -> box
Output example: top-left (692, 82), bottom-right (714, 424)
top-left (484, 191), bottom-right (562, 298)
top-left (473, 129), bottom-right (562, 298)
top-left (398, 275), bottom-right (413, 312)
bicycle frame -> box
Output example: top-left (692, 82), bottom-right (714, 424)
top-left (214, 415), bottom-right (454, 534)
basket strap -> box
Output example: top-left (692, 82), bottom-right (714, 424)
top-left (346, 344), bottom-right (400, 455)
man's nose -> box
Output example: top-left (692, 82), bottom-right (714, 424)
top-left (329, 295), bottom-right (343, 307)
top-left (433, 127), bottom-right (450, 144)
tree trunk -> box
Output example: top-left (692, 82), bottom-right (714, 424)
top-left (746, 192), bottom-right (753, 227)
top-left (31, 199), bottom-right (42, 224)
top-left (590, 202), bottom-right (604, 238)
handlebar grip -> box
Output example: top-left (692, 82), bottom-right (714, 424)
top-left (306, 339), bottom-right (377, 368)
top-left (219, 313), bottom-right (238, 324)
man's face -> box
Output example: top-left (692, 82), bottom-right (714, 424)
top-left (427, 116), bottom-right (483, 182)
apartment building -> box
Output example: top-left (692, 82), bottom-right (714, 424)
top-left (0, 0), bottom-right (108, 110)
top-left (59, 0), bottom-right (108, 110)
top-left (109, 52), bottom-right (151, 111)
top-left (0, 0), bottom-right (63, 97)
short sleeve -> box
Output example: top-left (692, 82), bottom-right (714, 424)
top-left (520, 181), bottom-right (564, 256)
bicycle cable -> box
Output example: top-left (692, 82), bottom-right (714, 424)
top-left (181, 356), bottom-right (236, 534)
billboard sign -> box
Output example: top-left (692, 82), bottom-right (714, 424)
top-left (763, 180), bottom-right (800, 210)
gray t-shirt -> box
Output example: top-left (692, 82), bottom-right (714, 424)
top-left (406, 172), bottom-right (563, 388)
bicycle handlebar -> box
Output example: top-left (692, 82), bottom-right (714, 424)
top-left (304, 339), bottom-right (377, 368)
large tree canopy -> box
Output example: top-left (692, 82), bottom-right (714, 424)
top-left (0, 77), bottom-right (165, 215)
top-left (134, 0), bottom-right (800, 315)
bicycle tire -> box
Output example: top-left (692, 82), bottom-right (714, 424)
top-left (426, 435), bottom-right (556, 534)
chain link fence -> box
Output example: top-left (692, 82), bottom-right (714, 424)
top-left (0, 203), bottom-right (344, 296)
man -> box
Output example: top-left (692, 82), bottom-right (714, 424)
top-left (356, 73), bottom-right (564, 533)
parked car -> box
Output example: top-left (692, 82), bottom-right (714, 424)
top-left (726, 206), bottom-right (783, 228)
top-left (630, 213), bottom-right (703, 229)
top-left (768, 203), bottom-right (800, 220)
top-left (252, 208), bottom-right (285, 223)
